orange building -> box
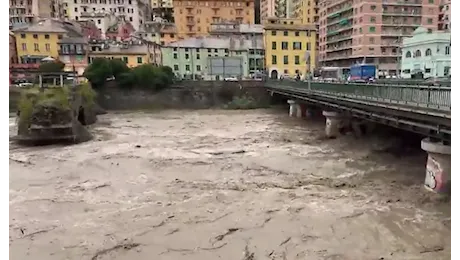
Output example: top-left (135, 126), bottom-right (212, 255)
top-left (172, 0), bottom-right (255, 40)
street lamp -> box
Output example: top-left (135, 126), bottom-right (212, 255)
top-left (304, 50), bottom-right (311, 90)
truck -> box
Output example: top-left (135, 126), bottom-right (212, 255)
top-left (349, 64), bottom-right (376, 82)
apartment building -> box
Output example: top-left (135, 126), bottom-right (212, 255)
top-left (9, 0), bottom-right (63, 27)
top-left (62, 0), bottom-right (150, 30)
top-left (438, 0), bottom-right (450, 31)
top-left (318, 0), bottom-right (439, 77)
top-left (264, 17), bottom-right (316, 79)
top-left (260, 0), bottom-right (286, 21)
top-left (172, 0), bottom-right (255, 40)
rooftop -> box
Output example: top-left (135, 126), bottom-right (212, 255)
top-left (90, 44), bottom-right (150, 55)
top-left (12, 19), bottom-right (84, 37)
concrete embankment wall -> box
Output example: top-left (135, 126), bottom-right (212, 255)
top-left (96, 80), bottom-right (271, 110)
top-left (9, 81), bottom-right (272, 112)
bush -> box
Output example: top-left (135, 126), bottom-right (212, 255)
top-left (131, 64), bottom-right (173, 91)
top-left (83, 58), bottom-right (113, 88)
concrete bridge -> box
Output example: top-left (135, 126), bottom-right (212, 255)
top-left (265, 80), bottom-right (451, 194)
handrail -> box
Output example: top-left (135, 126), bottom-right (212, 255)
top-left (266, 80), bottom-right (451, 111)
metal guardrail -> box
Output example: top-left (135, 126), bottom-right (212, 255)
top-left (266, 80), bottom-right (451, 111)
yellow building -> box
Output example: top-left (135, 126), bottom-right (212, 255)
top-left (264, 17), bottom-right (316, 79)
top-left (173, 0), bottom-right (254, 40)
top-left (88, 43), bottom-right (162, 68)
top-left (13, 19), bottom-right (78, 64)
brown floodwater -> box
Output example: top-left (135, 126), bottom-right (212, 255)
top-left (9, 109), bottom-right (450, 260)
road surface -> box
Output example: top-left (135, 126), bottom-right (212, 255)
top-left (9, 110), bottom-right (450, 260)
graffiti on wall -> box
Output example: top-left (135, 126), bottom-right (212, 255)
top-left (424, 155), bottom-right (444, 192)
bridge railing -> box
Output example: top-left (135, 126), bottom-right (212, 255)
top-left (267, 80), bottom-right (451, 111)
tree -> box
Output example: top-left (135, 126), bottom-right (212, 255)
top-left (109, 59), bottom-right (130, 79)
top-left (38, 61), bottom-right (65, 73)
top-left (83, 58), bottom-right (113, 88)
top-left (131, 64), bottom-right (174, 90)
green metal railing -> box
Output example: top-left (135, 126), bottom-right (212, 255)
top-left (266, 81), bottom-right (451, 111)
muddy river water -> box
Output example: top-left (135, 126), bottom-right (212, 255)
top-left (9, 109), bottom-right (450, 260)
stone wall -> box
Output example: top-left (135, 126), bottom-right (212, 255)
top-left (97, 80), bottom-right (271, 110)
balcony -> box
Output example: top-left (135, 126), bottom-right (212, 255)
top-left (185, 20), bottom-right (195, 25)
top-left (326, 25), bottom-right (353, 37)
top-left (326, 34), bottom-right (352, 44)
top-left (382, 0), bottom-right (422, 7)
top-left (58, 50), bottom-right (87, 55)
top-left (382, 10), bottom-right (421, 16)
top-left (327, 17), bottom-right (353, 27)
top-left (327, 5), bottom-right (353, 19)
top-left (326, 44), bottom-right (352, 53)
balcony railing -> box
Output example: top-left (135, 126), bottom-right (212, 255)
top-left (58, 50), bottom-right (87, 55)
top-left (382, 11), bottom-right (422, 16)
top-left (327, 6), bottom-right (353, 18)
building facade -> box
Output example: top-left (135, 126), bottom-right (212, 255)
top-left (400, 27), bottom-right (450, 79)
top-left (172, 0), bottom-right (255, 40)
top-left (264, 17), bottom-right (316, 79)
top-left (10, 32), bottom-right (18, 65)
top-left (88, 41), bottom-right (162, 67)
top-left (13, 19), bottom-right (78, 64)
top-left (62, 0), bottom-right (150, 31)
top-left (162, 36), bottom-right (263, 79)
top-left (58, 37), bottom-right (89, 75)
top-left (9, 0), bottom-right (62, 27)
top-left (318, 0), bottom-right (439, 77)
top-left (438, 0), bottom-right (450, 31)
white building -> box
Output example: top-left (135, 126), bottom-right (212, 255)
top-left (62, 0), bottom-right (150, 31)
top-left (400, 27), bottom-right (450, 79)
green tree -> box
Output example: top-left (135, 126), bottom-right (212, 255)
top-left (131, 64), bottom-right (174, 90)
top-left (38, 61), bottom-right (65, 73)
top-left (83, 58), bottom-right (113, 88)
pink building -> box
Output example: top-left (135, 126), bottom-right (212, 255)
top-left (260, 0), bottom-right (277, 21)
top-left (438, 0), bottom-right (450, 31)
top-left (106, 21), bottom-right (135, 41)
top-left (318, 0), bottom-right (439, 77)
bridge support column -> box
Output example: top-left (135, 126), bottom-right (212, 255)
top-left (287, 100), bottom-right (297, 117)
top-left (421, 138), bottom-right (451, 194)
top-left (322, 111), bottom-right (343, 138)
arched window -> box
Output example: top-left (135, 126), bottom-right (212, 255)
top-left (405, 51), bottom-right (412, 58)
top-left (415, 50), bottom-right (422, 57)
top-left (425, 49), bottom-right (432, 56)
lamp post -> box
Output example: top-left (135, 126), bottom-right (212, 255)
top-left (304, 50), bottom-right (311, 90)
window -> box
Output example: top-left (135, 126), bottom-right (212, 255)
top-left (173, 64), bottom-right (179, 71)
top-left (283, 31), bottom-right (288, 36)
top-left (137, 57), bottom-right (143, 63)
top-left (185, 53), bottom-right (189, 59)
top-left (271, 55), bottom-right (277, 65)
top-left (271, 30), bottom-right (276, 36)
top-left (32, 34), bottom-right (38, 39)
top-left (196, 65), bottom-right (201, 71)
top-left (295, 31), bottom-right (300, 36)
top-left (294, 55), bottom-right (300, 65)
top-left (58, 34), bottom-right (63, 40)
top-left (293, 42), bottom-right (302, 50)
top-left (34, 43), bottom-right (39, 51)
top-left (427, 18), bottom-right (433, 24)
top-left (122, 57), bottom-right (128, 63)
top-left (173, 53), bottom-right (178, 59)
top-left (173, 47), bottom-right (178, 51)
top-left (370, 5), bottom-right (376, 10)
top-left (370, 17), bottom-right (376, 23)
top-left (283, 55), bottom-right (288, 64)
top-left (444, 66), bottom-right (451, 76)
top-left (185, 48), bottom-right (189, 52)
top-left (185, 64), bottom-right (190, 71)
top-left (45, 43), bottom-right (50, 51)
top-left (20, 34), bottom-right (26, 39)
top-left (44, 34), bottom-right (50, 39)
top-left (196, 53), bottom-right (200, 59)
top-left (415, 50), bottom-right (421, 57)
top-left (405, 51), bottom-right (412, 58)
top-left (425, 68), bottom-right (431, 73)
top-left (271, 41), bottom-right (276, 50)
top-left (445, 46), bottom-right (450, 55)
top-left (281, 42), bottom-right (288, 50)
top-left (306, 42), bottom-right (311, 50)
top-left (21, 43), bottom-right (27, 51)
top-left (369, 26), bottom-right (376, 32)
top-left (425, 49), bottom-right (432, 56)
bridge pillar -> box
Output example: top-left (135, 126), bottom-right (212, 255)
top-left (421, 138), bottom-right (451, 193)
top-left (322, 111), bottom-right (343, 138)
top-left (287, 100), bottom-right (297, 117)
